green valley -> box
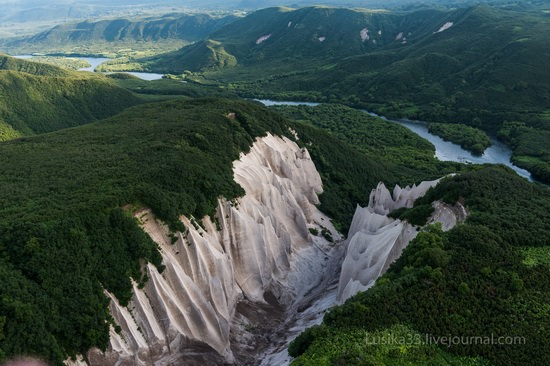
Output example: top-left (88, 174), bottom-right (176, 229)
top-left (0, 1), bottom-right (549, 366)
top-left (128, 5), bottom-right (550, 182)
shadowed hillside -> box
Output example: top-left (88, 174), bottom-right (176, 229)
top-left (5, 13), bottom-right (238, 50)
top-left (0, 55), bottom-right (141, 140)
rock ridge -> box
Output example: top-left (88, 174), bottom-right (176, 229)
top-left (67, 133), bottom-right (341, 365)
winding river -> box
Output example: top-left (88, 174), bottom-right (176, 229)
top-left (255, 99), bottom-right (533, 181)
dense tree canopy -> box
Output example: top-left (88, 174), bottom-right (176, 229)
top-left (291, 167), bottom-right (550, 366)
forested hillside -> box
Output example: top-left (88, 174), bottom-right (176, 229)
top-left (0, 97), bottom-right (452, 364)
top-left (0, 55), bottom-right (141, 140)
top-left (140, 5), bottom-right (550, 182)
top-left (0, 54), bottom-right (70, 77)
top-left (291, 166), bottom-right (550, 366)
top-left (146, 6), bottom-right (448, 73)
top-left (3, 13), bottom-right (238, 53)
top-left (271, 104), bottom-right (461, 228)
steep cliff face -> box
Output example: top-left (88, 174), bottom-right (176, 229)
top-left (337, 180), bottom-right (466, 304)
top-left (69, 133), bottom-right (342, 365)
top-left (64, 132), bottom-right (467, 365)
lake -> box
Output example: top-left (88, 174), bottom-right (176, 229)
top-left (255, 99), bottom-right (533, 181)
top-left (13, 55), bottom-right (164, 81)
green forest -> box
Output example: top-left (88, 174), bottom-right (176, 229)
top-left (0, 2), bottom-right (549, 364)
top-left (271, 104), bottom-right (464, 230)
top-left (290, 166), bottom-right (550, 366)
top-left (17, 56), bottom-right (91, 71)
top-left (0, 55), bottom-right (142, 138)
top-left (133, 5), bottom-right (550, 183)
top-left (0, 94), bottom-right (454, 364)
top-left (428, 123), bottom-right (492, 155)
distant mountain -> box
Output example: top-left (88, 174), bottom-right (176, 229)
top-left (237, 0), bottom-right (550, 9)
top-left (4, 13), bottom-right (239, 51)
top-left (0, 3), bottom-right (104, 23)
top-left (146, 6), bottom-right (450, 72)
top-left (0, 1), bottom-right (235, 23)
top-left (145, 5), bottom-right (550, 182)
top-left (146, 5), bottom-right (550, 114)
top-left (0, 0), bottom-right (547, 25)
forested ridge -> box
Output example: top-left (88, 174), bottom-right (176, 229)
top-left (0, 54), bottom-right (70, 77)
top-left (290, 166), bottom-right (550, 365)
top-left (0, 98), bottom-right (290, 363)
top-left (0, 55), bottom-right (142, 140)
top-left (140, 4), bottom-right (550, 183)
top-left (9, 13), bottom-right (238, 46)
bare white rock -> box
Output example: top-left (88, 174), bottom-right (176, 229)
top-left (71, 133), bottom-right (341, 365)
top-left (435, 22), bottom-right (454, 33)
top-left (337, 179), bottom-right (462, 303)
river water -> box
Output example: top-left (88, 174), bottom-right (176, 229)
top-left (256, 99), bottom-right (533, 181)
top-left (13, 55), bottom-right (164, 81)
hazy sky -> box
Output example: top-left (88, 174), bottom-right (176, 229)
top-left (0, 0), bottom-right (241, 3)
top-left (0, 1), bottom-right (183, 4)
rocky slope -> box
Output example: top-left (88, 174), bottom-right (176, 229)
top-left (67, 133), bottom-right (342, 365)
top-left (337, 180), bottom-right (466, 303)
top-left (64, 132), bottom-right (464, 365)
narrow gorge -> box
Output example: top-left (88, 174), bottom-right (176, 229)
top-left (68, 133), bottom-right (463, 366)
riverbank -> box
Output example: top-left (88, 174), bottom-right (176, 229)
top-left (13, 55), bottom-right (165, 81)
top-left (255, 99), bottom-right (533, 181)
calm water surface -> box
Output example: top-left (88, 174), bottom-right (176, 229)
top-left (256, 99), bottom-right (533, 181)
top-left (13, 55), bottom-right (164, 81)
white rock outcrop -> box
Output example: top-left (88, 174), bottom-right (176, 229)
top-left (337, 180), bottom-right (462, 303)
top-left (69, 133), bottom-right (341, 366)
top-left (428, 200), bottom-right (467, 231)
top-left (360, 27), bottom-right (369, 42)
top-left (435, 22), bottom-right (454, 33)
top-left (256, 34), bottom-right (272, 44)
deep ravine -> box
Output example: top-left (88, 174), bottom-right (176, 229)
top-left (66, 133), bottom-right (464, 366)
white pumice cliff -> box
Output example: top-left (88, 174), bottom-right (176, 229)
top-left (67, 133), bottom-right (342, 366)
top-left (66, 133), bottom-right (465, 366)
top-left (337, 180), bottom-right (466, 304)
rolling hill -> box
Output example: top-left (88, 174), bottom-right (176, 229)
top-left (0, 55), bottom-right (141, 140)
top-left (2, 12), bottom-right (239, 54)
top-left (0, 53), bottom-right (71, 77)
top-left (143, 5), bottom-right (550, 182)
top-left (146, 6), bottom-right (450, 72)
